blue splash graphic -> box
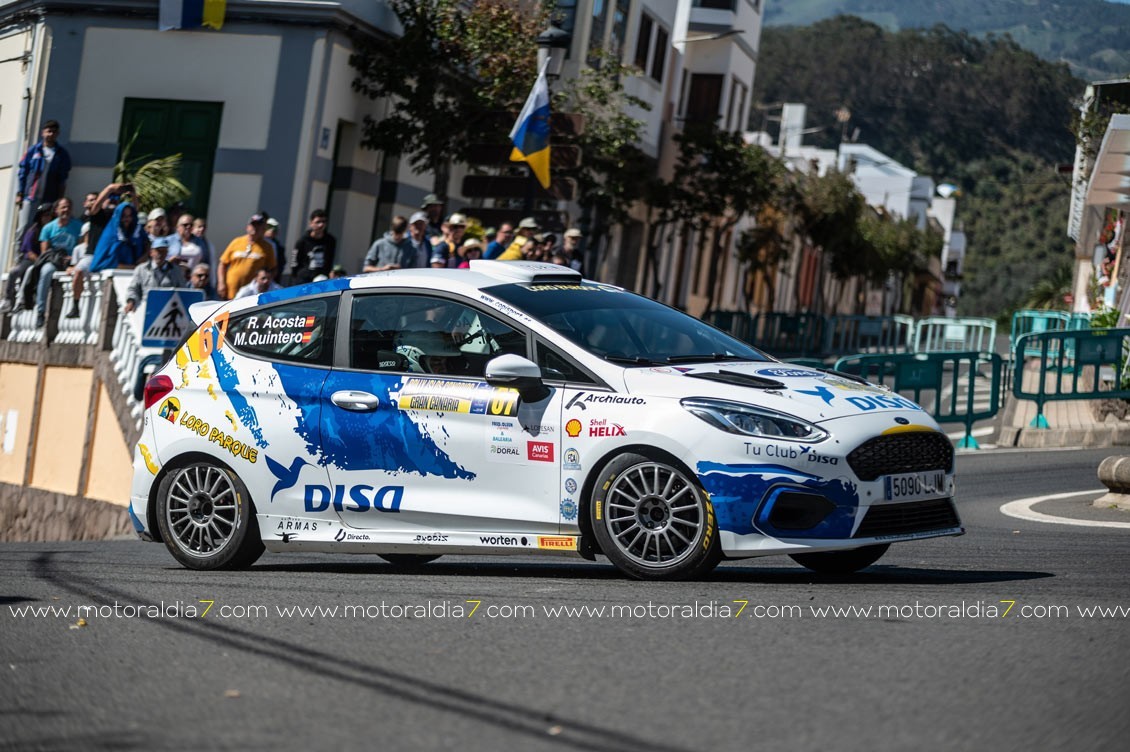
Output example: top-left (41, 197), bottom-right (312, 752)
top-left (280, 368), bottom-right (475, 480)
top-left (211, 349), bottom-right (268, 448)
top-left (697, 461), bottom-right (858, 538)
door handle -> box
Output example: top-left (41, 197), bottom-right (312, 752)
top-left (330, 390), bottom-right (380, 411)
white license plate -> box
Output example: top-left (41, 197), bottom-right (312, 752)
top-left (884, 470), bottom-right (949, 502)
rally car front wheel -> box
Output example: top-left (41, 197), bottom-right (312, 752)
top-left (590, 453), bottom-right (721, 581)
top-left (156, 461), bottom-right (264, 570)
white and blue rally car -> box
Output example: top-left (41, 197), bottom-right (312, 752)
top-left (130, 261), bottom-right (960, 580)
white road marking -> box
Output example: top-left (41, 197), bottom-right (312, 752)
top-left (1000, 490), bottom-right (1130, 529)
top-left (946, 426), bottom-right (995, 441)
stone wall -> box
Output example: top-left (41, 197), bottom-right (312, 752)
top-left (0, 482), bottom-right (134, 542)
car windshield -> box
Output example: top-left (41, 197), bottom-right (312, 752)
top-left (485, 282), bottom-right (769, 365)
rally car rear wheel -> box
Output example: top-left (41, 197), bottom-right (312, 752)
top-left (157, 462), bottom-right (264, 570)
top-left (590, 453), bottom-right (721, 581)
top-left (789, 543), bottom-right (889, 574)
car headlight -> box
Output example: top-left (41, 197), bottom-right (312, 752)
top-left (680, 398), bottom-right (827, 442)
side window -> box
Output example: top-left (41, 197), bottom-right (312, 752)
top-left (226, 297), bottom-right (336, 366)
top-left (537, 340), bottom-right (596, 384)
top-left (350, 294), bottom-right (526, 377)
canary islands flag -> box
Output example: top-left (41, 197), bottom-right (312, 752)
top-left (509, 64), bottom-right (551, 189)
top-left (159, 0), bottom-right (226, 31)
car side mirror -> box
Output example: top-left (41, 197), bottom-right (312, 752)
top-left (485, 354), bottom-right (550, 403)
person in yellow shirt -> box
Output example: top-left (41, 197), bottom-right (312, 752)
top-left (218, 212), bottom-right (277, 299)
top-left (497, 216), bottom-right (539, 261)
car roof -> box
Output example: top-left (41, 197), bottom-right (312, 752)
top-left (190, 262), bottom-right (592, 324)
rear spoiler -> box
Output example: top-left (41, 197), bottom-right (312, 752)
top-left (189, 300), bottom-right (226, 326)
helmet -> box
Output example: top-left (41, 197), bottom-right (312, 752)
top-left (395, 330), bottom-right (462, 373)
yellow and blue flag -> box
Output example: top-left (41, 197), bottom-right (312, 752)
top-left (509, 64), bottom-right (551, 189)
top-left (159, 0), bottom-right (226, 31)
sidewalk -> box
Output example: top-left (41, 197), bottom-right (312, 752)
top-left (997, 359), bottom-right (1130, 448)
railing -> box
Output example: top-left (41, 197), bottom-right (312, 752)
top-left (1013, 328), bottom-right (1130, 429)
top-left (913, 316), bottom-right (997, 355)
top-left (1010, 310), bottom-right (1070, 359)
top-left (823, 314), bottom-right (914, 358)
top-left (834, 351), bottom-right (1004, 449)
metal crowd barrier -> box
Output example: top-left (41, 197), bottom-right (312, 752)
top-left (834, 351), bottom-right (1003, 449)
top-left (704, 310), bottom-right (755, 342)
top-left (913, 317), bottom-right (996, 354)
top-left (752, 312), bottom-right (827, 359)
top-left (1010, 310), bottom-right (1070, 360)
top-left (823, 314), bottom-right (914, 358)
top-left (1013, 328), bottom-right (1130, 429)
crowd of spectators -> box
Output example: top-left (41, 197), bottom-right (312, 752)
top-left (3, 120), bottom-right (587, 328)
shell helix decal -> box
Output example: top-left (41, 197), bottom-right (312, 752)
top-left (696, 461), bottom-right (859, 538)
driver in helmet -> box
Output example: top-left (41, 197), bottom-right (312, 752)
top-left (395, 330), bottom-right (465, 374)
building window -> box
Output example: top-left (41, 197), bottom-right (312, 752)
top-left (634, 13), bottom-right (652, 70)
top-left (685, 74), bottom-right (724, 125)
top-left (610, 0), bottom-right (630, 59)
top-left (651, 26), bottom-right (668, 82)
top-left (119, 98), bottom-right (222, 218)
top-left (633, 13), bottom-right (669, 84)
top-left (693, 0), bottom-right (736, 10)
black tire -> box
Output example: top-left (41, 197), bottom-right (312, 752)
top-left (378, 554), bottom-right (442, 567)
top-left (789, 544), bottom-right (890, 574)
top-left (590, 452), bottom-right (722, 581)
top-left (156, 461), bottom-right (264, 570)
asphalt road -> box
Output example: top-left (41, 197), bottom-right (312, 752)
top-left (2, 447), bottom-right (1127, 752)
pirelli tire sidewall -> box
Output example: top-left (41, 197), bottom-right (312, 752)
top-left (589, 451), bottom-right (722, 581)
top-left (156, 460), bottom-right (265, 571)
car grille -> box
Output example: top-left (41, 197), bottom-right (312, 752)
top-left (847, 432), bottom-right (954, 481)
top-left (854, 498), bottom-right (961, 538)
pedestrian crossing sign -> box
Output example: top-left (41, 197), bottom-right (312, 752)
top-left (142, 289), bottom-right (205, 348)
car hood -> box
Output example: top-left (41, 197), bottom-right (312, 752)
top-left (621, 362), bottom-right (935, 425)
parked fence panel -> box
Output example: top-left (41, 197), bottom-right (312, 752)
top-left (914, 317), bottom-right (996, 354)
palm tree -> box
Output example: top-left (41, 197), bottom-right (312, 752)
top-left (112, 128), bottom-right (191, 212)
top-left (1021, 260), bottom-right (1073, 310)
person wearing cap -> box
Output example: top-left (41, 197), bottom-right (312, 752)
top-left (146, 206), bottom-right (170, 242)
top-left (61, 220), bottom-right (93, 319)
top-left (123, 234), bottom-right (186, 314)
top-left (421, 193), bottom-right (445, 241)
top-left (218, 212), bottom-right (277, 299)
top-left (16, 119), bottom-right (71, 233)
top-left (406, 211), bottom-right (431, 269)
top-left (456, 238), bottom-right (484, 269)
top-left (291, 209), bottom-right (336, 283)
top-left (561, 227), bottom-right (584, 273)
top-left (430, 213), bottom-right (467, 268)
top-left (497, 216), bottom-right (539, 261)
top-left (484, 222), bottom-right (513, 260)
top-left (264, 216), bottom-right (283, 260)
top-left (363, 215), bottom-right (415, 272)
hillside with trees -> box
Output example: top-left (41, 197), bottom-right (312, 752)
top-left (764, 0), bottom-right (1130, 80)
top-left (753, 16), bottom-right (1083, 317)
